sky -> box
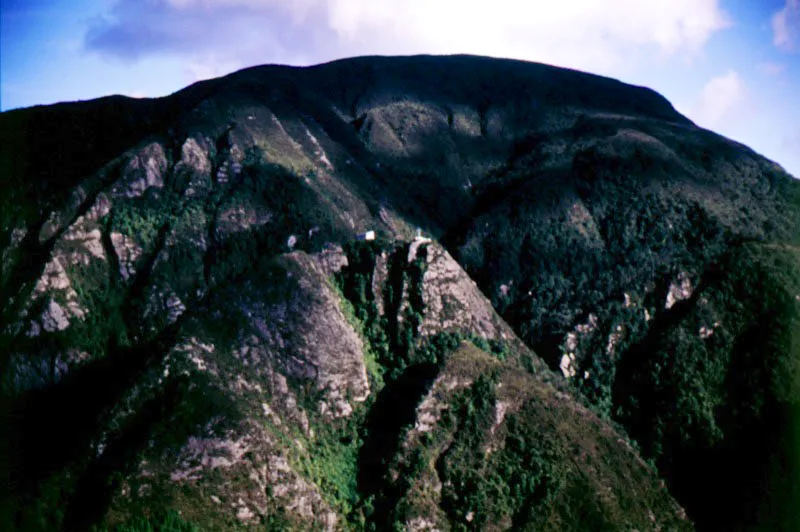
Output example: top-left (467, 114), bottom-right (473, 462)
top-left (2, 0), bottom-right (800, 176)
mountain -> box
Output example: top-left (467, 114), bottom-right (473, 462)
top-left (1, 54), bottom-right (798, 531)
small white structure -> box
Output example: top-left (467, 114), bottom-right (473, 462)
top-left (357, 230), bottom-right (376, 241)
top-left (414, 228), bottom-right (431, 243)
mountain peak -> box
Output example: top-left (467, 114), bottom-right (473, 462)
top-left (2, 53), bottom-right (798, 531)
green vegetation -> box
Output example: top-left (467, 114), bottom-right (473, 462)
top-left (610, 243), bottom-right (800, 530)
top-left (335, 287), bottom-right (385, 389)
top-left (112, 201), bottom-right (172, 252)
top-left (97, 510), bottom-right (200, 532)
top-left (335, 239), bottom-right (507, 381)
top-left (437, 372), bottom-right (500, 528)
top-left (335, 239), bottom-right (393, 373)
top-left (289, 415), bottom-right (364, 522)
top-left (434, 374), bottom-right (558, 530)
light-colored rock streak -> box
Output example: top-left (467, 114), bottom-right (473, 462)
top-left (110, 232), bottom-right (143, 280)
top-left (41, 300), bottom-right (69, 332)
top-left (305, 127), bottom-right (333, 169)
top-left (665, 272), bottom-right (694, 309)
top-left (420, 244), bottom-right (511, 341)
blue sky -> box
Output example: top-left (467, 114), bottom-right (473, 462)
top-left (2, 0), bottom-right (799, 176)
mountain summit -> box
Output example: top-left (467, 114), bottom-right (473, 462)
top-left (1, 54), bottom-right (799, 531)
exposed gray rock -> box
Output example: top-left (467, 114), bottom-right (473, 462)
top-left (110, 232), bottom-right (143, 280)
top-left (32, 257), bottom-right (86, 321)
top-left (142, 288), bottom-right (187, 327)
top-left (311, 244), bottom-right (348, 277)
top-left (162, 419), bottom-right (337, 529)
top-left (179, 137), bottom-right (212, 175)
top-left (241, 252), bottom-right (370, 418)
top-left (665, 272), bottom-right (694, 309)
top-left (10, 227), bottom-right (27, 246)
top-left (25, 321), bottom-right (41, 338)
top-left (215, 203), bottom-right (273, 237)
top-left (165, 293), bottom-right (187, 325)
top-left (420, 243), bottom-right (516, 342)
top-left (35, 259), bottom-right (72, 293)
top-left (117, 142), bottom-right (168, 198)
top-left (38, 210), bottom-right (63, 244)
top-left (41, 299), bottom-right (69, 332)
top-left (372, 250), bottom-right (389, 316)
top-left (37, 186), bottom-right (89, 243)
top-left (63, 227), bottom-right (105, 264)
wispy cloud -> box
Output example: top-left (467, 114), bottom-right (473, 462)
top-left (84, 0), bottom-right (321, 82)
top-left (85, 0), bottom-right (730, 80)
top-left (772, 0), bottom-right (800, 51)
top-left (691, 70), bottom-right (746, 128)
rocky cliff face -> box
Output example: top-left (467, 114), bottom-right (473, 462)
top-left (1, 54), bottom-right (799, 531)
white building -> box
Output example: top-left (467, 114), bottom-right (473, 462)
top-left (414, 228), bottom-right (431, 243)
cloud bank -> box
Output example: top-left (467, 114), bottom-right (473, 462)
top-left (773, 0), bottom-right (800, 51)
top-left (691, 70), bottom-right (746, 128)
top-left (85, 0), bottom-right (730, 81)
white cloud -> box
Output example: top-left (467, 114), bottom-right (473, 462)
top-left (772, 0), bottom-right (800, 51)
top-left (690, 70), bottom-right (746, 128)
top-left (87, 0), bottom-right (730, 78)
top-left (330, 0), bottom-right (728, 74)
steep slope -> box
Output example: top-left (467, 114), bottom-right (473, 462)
top-left (1, 54), bottom-right (799, 531)
top-left (0, 237), bottom-right (691, 530)
top-left (388, 341), bottom-right (689, 531)
top-left (444, 110), bottom-right (800, 530)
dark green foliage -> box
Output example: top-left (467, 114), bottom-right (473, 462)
top-left (336, 239), bottom-right (508, 383)
top-left (293, 416), bottom-right (363, 520)
top-left (335, 239), bottom-right (394, 377)
top-left (333, 239), bottom-right (514, 530)
top-left (433, 374), bottom-right (558, 530)
top-left (112, 201), bottom-right (173, 252)
top-left (447, 112), bottom-right (800, 530)
top-left (98, 510), bottom-right (200, 532)
top-left (611, 243), bottom-right (800, 530)
top-left (381, 243), bottom-right (417, 375)
top-left (493, 415), bottom-right (559, 527)
top-left (437, 373), bottom-right (499, 529)
top-left (335, 240), bottom-right (431, 380)
top-left (355, 332), bottom-right (471, 530)
top-left (66, 256), bottom-right (130, 354)
top-left (470, 336), bottom-right (511, 361)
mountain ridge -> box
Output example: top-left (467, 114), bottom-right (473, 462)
top-left (1, 54), bottom-right (799, 531)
